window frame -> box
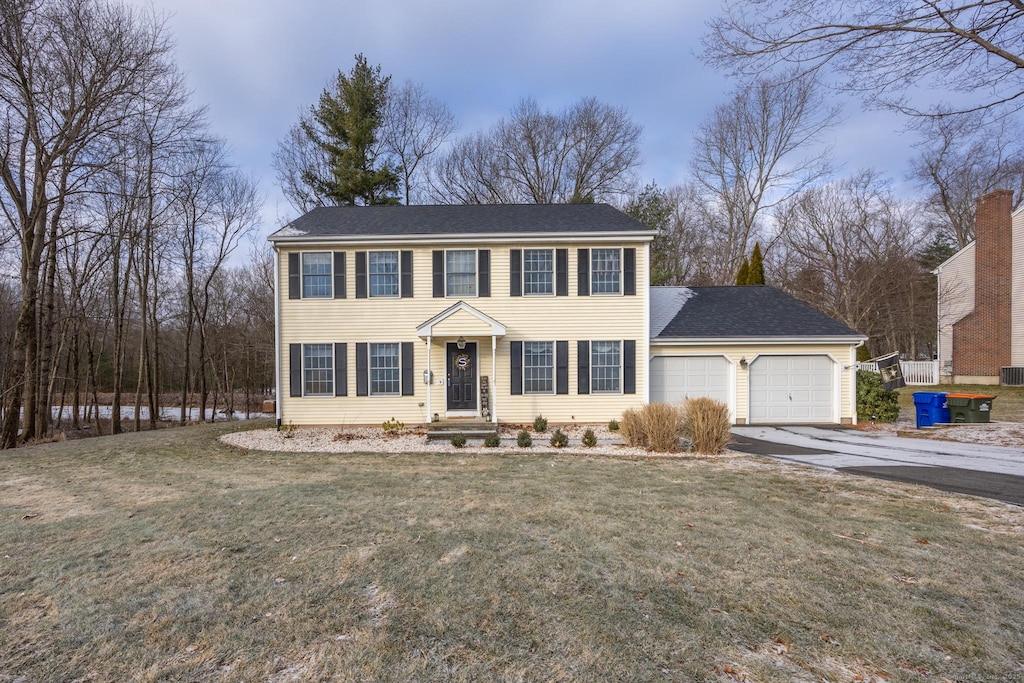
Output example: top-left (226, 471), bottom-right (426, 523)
top-left (590, 247), bottom-right (622, 296)
top-left (302, 343), bottom-right (334, 397)
top-left (445, 249), bottom-right (478, 298)
top-left (523, 340), bottom-right (555, 395)
top-left (522, 248), bottom-right (554, 296)
top-left (368, 342), bottom-right (401, 397)
top-left (301, 252), bottom-right (333, 299)
top-left (368, 250), bottom-right (400, 298)
top-left (590, 340), bottom-right (622, 394)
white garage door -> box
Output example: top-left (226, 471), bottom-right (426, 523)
top-left (650, 356), bottom-right (730, 406)
top-left (749, 355), bottom-right (834, 423)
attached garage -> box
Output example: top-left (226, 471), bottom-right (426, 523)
top-left (650, 286), bottom-right (866, 424)
top-left (650, 355), bottom-right (730, 405)
top-left (748, 355), bottom-right (834, 423)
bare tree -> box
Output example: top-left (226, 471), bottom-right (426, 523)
top-left (272, 113), bottom-right (334, 214)
top-left (382, 81), bottom-right (457, 205)
top-left (623, 182), bottom-right (707, 285)
top-left (704, 0), bottom-right (1024, 117)
top-left (910, 110), bottom-right (1024, 249)
top-left (429, 97), bottom-right (642, 204)
top-left (690, 73), bottom-right (838, 283)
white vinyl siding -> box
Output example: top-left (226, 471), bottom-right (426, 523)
top-left (370, 343), bottom-right (400, 396)
top-left (523, 341), bottom-right (554, 394)
top-left (591, 248), bottom-right (621, 294)
top-left (303, 343), bottom-right (333, 396)
top-left (591, 340), bottom-right (621, 393)
top-left (523, 249), bottom-right (553, 295)
top-left (446, 250), bottom-right (477, 297)
top-left (302, 253), bottom-right (332, 298)
top-left (369, 251), bottom-right (399, 298)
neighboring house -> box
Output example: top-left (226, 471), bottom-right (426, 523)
top-left (269, 204), bottom-right (866, 426)
top-left (934, 189), bottom-right (1024, 384)
top-left (650, 287), bottom-right (865, 424)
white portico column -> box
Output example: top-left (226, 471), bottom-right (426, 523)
top-left (426, 336), bottom-right (432, 423)
top-left (491, 335), bottom-right (497, 423)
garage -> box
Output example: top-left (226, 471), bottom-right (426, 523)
top-left (650, 356), bottom-right (730, 406)
top-left (749, 355), bottom-right (834, 423)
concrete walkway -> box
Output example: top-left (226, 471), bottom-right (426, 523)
top-left (730, 425), bottom-right (1024, 506)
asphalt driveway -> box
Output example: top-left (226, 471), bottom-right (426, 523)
top-left (730, 425), bottom-right (1024, 506)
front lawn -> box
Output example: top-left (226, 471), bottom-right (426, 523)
top-left (1, 422), bottom-right (1022, 682)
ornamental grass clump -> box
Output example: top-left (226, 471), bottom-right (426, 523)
top-left (680, 397), bottom-right (731, 454)
top-left (638, 402), bottom-right (684, 452)
top-left (618, 409), bottom-right (646, 448)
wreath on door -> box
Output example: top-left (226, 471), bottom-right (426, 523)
top-left (454, 353), bottom-right (471, 371)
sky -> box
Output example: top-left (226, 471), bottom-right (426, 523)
top-left (130, 0), bottom-right (921, 241)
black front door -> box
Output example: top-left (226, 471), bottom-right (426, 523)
top-left (446, 342), bottom-right (477, 411)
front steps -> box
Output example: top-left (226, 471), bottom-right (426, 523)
top-left (426, 420), bottom-right (498, 442)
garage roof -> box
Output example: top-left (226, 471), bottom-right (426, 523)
top-left (652, 286), bottom-right (865, 340)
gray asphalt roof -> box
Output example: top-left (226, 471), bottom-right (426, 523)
top-left (652, 286), bottom-right (865, 339)
top-left (269, 203), bottom-right (654, 239)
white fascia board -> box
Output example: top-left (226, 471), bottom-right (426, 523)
top-left (651, 336), bottom-right (868, 345)
top-left (932, 240), bottom-right (975, 274)
top-left (267, 231), bottom-right (656, 246)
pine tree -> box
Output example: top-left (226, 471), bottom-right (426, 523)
top-left (735, 257), bottom-right (750, 286)
top-left (748, 242), bottom-right (765, 285)
top-left (303, 54), bottom-right (400, 205)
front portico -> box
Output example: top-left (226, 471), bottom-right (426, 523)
top-left (417, 301), bottom-right (506, 423)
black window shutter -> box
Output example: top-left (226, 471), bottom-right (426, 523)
top-left (510, 249), bottom-right (521, 296)
top-left (577, 340), bottom-right (590, 395)
top-left (556, 341), bottom-right (568, 395)
top-left (623, 340), bottom-right (636, 394)
top-left (355, 252), bottom-right (367, 299)
top-left (335, 343), bottom-right (347, 396)
top-left (510, 341), bottom-right (523, 395)
top-left (432, 250), bottom-right (444, 298)
top-left (556, 249), bottom-right (568, 296)
top-left (401, 342), bottom-right (414, 395)
top-left (577, 248), bottom-right (589, 296)
top-left (400, 250), bottom-right (413, 298)
top-left (288, 253), bottom-right (300, 300)
top-left (334, 252), bottom-right (346, 299)
top-left (289, 343), bottom-right (302, 397)
top-left (478, 249), bottom-right (490, 297)
top-left (624, 248), bottom-right (636, 296)
top-left (356, 342), bottom-right (368, 396)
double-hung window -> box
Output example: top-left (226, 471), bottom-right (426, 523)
top-left (302, 253), bottom-right (332, 298)
top-left (446, 250), bottom-right (477, 296)
top-left (591, 248), bottom-right (621, 294)
top-left (303, 343), bottom-right (333, 396)
top-left (369, 251), bottom-right (399, 297)
top-left (523, 341), bottom-right (554, 394)
top-left (523, 249), bottom-right (553, 295)
top-left (591, 340), bottom-right (621, 393)
top-left (369, 343), bottom-right (400, 396)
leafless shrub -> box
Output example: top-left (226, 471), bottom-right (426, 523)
top-left (681, 397), bottom-right (731, 454)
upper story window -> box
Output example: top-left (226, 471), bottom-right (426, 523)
top-left (303, 343), bottom-right (334, 396)
top-left (446, 250), bottom-right (477, 297)
top-left (369, 251), bottom-right (399, 297)
top-left (302, 253), bottom-right (332, 298)
top-left (523, 249), bottom-right (553, 295)
top-left (591, 248), bottom-right (621, 295)
top-left (591, 340), bottom-right (621, 393)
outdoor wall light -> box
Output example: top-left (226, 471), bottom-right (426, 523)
top-left (739, 357), bottom-right (748, 369)
top-left (456, 336), bottom-right (466, 349)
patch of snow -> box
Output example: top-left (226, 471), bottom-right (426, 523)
top-left (272, 225), bottom-right (308, 237)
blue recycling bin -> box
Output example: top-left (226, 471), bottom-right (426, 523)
top-left (913, 392), bottom-right (950, 428)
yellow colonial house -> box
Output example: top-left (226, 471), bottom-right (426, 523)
top-left (270, 204), bottom-right (865, 427)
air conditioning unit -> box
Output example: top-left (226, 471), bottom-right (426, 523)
top-left (1001, 367), bottom-right (1024, 386)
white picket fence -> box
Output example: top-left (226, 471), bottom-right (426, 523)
top-left (859, 360), bottom-right (939, 386)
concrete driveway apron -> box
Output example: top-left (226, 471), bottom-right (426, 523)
top-left (730, 425), bottom-right (1024, 506)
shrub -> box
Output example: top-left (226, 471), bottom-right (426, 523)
top-left (382, 417), bottom-right (404, 435)
top-left (517, 430), bottom-right (533, 448)
top-left (549, 428), bottom-right (568, 448)
top-left (680, 397), bottom-right (731, 454)
top-left (582, 428), bottom-right (598, 448)
top-left (618, 409), bottom-right (646, 448)
top-left (483, 432), bottom-right (501, 448)
top-left (607, 418), bottom-right (619, 431)
top-left (639, 402), bottom-right (684, 453)
top-left (857, 370), bottom-right (900, 422)
top-left (533, 415), bottom-right (548, 432)
top-left (451, 433), bottom-right (467, 448)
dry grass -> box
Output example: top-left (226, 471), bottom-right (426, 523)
top-left (618, 407), bottom-right (646, 448)
top-left (681, 397), bottom-right (731, 454)
top-left (619, 403), bottom-right (685, 452)
top-left (1, 421), bottom-right (1023, 682)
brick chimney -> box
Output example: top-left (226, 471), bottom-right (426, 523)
top-left (952, 189), bottom-right (1013, 378)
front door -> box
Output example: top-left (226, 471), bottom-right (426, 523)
top-left (446, 342), bottom-right (477, 411)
